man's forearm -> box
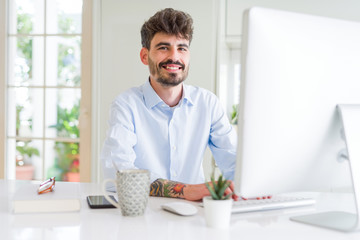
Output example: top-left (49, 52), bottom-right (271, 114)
top-left (150, 179), bottom-right (186, 198)
top-left (150, 179), bottom-right (213, 201)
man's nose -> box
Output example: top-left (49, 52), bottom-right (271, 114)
top-left (167, 48), bottom-right (180, 61)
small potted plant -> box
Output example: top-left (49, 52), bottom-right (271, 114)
top-left (65, 156), bottom-right (80, 182)
top-left (15, 141), bottom-right (40, 180)
top-left (203, 175), bottom-right (233, 228)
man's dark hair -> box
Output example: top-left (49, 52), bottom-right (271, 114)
top-left (141, 8), bottom-right (194, 49)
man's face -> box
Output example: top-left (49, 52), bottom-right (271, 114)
top-left (142, 32), bottom-right (190, 87)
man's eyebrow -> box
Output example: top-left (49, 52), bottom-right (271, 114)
top-left (154, 42), bottom-right (189, 48)
top-left (154, 42), bottom-right (171, 48)
top-left (178, 43), bottom-right (189, 48)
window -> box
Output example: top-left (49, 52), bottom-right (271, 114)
top-left (2, 0), bottom-right (92, 181)
top-left (218, 48), bottom-right (241, 124)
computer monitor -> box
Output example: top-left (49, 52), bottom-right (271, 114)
top-left (234, 7), bottom-right (360, 231)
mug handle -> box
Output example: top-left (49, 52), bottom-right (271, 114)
top-left (102, 179), bottom-right (121, 209)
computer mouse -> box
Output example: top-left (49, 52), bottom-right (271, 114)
top-left (161, 202), bottom-right (198, 216)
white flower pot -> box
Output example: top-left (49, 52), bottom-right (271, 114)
top-left (203, 196), bottom-right (233, 229)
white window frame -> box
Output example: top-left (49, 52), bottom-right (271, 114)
top-left (0, 0), bottom-right (6, 179)
top-left (0, 0), bottom-right (92, 181)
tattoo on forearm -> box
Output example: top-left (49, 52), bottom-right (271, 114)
top-left (150, 179), bottom-right (164, 196)
top-left (150, 179), bottom-right (186, 198)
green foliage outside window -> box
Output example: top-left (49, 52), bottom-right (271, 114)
top-left (48, 103), bottom-right (80, 180)
top-left (16, 141), bottom-right (40, 167)
top-left (16, 104), bottom-right (37, 167)
top-left (17, 8), bottom-right (33, 81)
top-left (51, 103), bottom-right (80, 138)
top-left (17, 7), bottom-right (33, 33)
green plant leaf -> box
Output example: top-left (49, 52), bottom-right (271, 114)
top-left (205, 182), bottom-right (219, 200)
top-left (16, 142), bottom-right (40, 158)
top-left (205, 174), bottom-right (233, 200)
top-left (218, 180), bottom-right (231, 200)
top-left (217, 175), bottom-right (223, 188)
top-left (210, 176), bottom-right (218, 193)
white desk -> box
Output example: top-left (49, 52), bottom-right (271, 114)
top-left (1, 180), bottom-right (359, 240)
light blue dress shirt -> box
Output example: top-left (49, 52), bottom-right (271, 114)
top-left (101, 80), bottom-right (237, 185)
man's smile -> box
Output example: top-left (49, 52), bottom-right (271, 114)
top-left (164, 64), bottom-right (182, 71)
top-left (160, 61), bottom-right (185, 72)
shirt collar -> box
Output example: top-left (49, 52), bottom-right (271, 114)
top-left (142, 79), bottom-right (194, 109)
top-left (182, 84), bottom-right (194, 106)
top-left (143, 80), bottom-right (163, 109)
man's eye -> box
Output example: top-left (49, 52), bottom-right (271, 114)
top-left (158, 47), bottom-right (168, 50)
top-left (179, 48), bottom-right (187, 51)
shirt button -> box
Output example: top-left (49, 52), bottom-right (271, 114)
top-left (172, 146), bottom-right (176, 150)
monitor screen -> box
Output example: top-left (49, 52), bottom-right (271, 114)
top-left (234, 7), bottom-right (360, 198)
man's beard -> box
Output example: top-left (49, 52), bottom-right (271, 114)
top-left (148, 58), bottom-right (189, 87)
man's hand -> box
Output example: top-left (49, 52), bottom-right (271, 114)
top-left (150, 179), bottom-right (239, 201)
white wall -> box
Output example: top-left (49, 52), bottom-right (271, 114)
top-left (94, 0), bottom-right (219, 181)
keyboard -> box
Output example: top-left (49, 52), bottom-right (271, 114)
top-left (199, 196), bottom-right (316, 214)
top-left (231, 196), bottom-right (316, 213)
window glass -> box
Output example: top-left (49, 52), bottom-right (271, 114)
top-left (46, 0), bottom-right (82, 34)
top-left (8, 36), bottom-right (44, 86)
top-left (45, 140), bottom-right (79, 182)
top-left (7, 87), bottom-right (44, 138)
top-left (46, 36), bottom-right (81, 87)
top-left (15, 139), bottom-right (43, 180)
top-left (45, 88), bottom-right (81, 138)
top-left (8, 0), bottom-right (45, 35)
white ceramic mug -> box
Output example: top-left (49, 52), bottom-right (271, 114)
top-left (102, 169), bottom-right (150, 216)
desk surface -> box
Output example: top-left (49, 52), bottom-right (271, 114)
top-left (1, 180), bottom-right (359, 240)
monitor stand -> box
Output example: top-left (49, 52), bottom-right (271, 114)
top-left (291, 104), bottom-right (360, 232)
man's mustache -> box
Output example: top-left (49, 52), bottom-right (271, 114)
top-left (159, 60), bottom-right (185, 69)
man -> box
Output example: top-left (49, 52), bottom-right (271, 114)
top-left (101, 8), bottom-right (238, 201)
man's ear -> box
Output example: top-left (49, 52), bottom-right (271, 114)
top-left (140, 47), bottom-right (149, 65)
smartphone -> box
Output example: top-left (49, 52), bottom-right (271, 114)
top-left (86, 195), bottom-right (117, 209)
